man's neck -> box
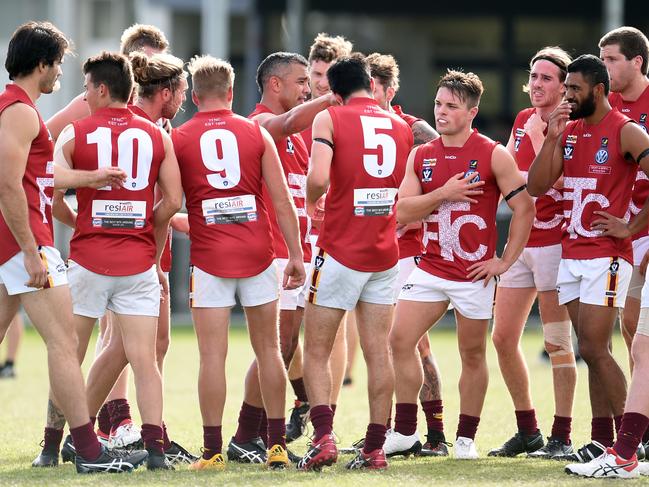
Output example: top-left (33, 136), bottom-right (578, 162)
top-left (135, 99), bottom-right (162, 121)
top-left (198, 99), bottom-right (230, 112)
top-left (618, 76), bottom-right (649, 102)
top-left (535, 102), bottom-right (561, 122)
top-left (13, 78), bottom-right (41, 103)
top-left (259, 95), bottom-right (286, 115)
top-left (345, 89), bottom-right (373, 103)
top-left (441, 126), bottom-right (473, 147)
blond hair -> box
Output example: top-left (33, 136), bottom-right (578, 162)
top-left (308, 33), bottom-right (352, 64)
top-left (188, 55), bottom-right (234, 100)
top-left (366, 52), bottom-right (400, 92)
top-left (120, 24), bottom-right (169, 55)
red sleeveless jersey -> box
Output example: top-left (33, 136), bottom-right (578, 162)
top-left (393, 105), bottom-right (422, 128)
top-left (129, 104), bottom-right (173, 272)
top-left (249, 104), bottom-right (311, 263)
top-left (511, 108), bottom-right (563, 247)
top-left (610, 86), bottom-right (649, 241)
top-left (415, 130), bottom-right (499, 282)
top-left (69, 107), bottom-right (165, 276)
top-left (317, 97), bottom-right (413, 271)
top-left (173, 109), bottom-right (273, 278)
top-left (0, 84), bottom-right (55, 265)
top-left (560, 109), bottom-right (635, 263)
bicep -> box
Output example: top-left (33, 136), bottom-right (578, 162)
top-left (398, 150), bottom-right (423, 199)
top-left (492, 145), bottom-right (527, 197)
top-left (261, 131), bottom-right (291, 201)
top-left (157, 134), bottom-right (182, 197)
top-left (0, 105), bottom-right (39, 185)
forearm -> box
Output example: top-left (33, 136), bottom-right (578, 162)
top-left (53, 165), bottom-right (95, 190)
top-left (275, 200), bottom-right (303, 260)
top-left (153, 200), bottom-right (178, 263)
top-left (52, 193), bottom-right (77, 229)
top-left (0, 186), bottom-right (38, 253)
top-left (528, 132), bottom-right (545, 156)
top-left (500, 206), bottom-right (534, 266)
top-left (411, 121), bottom-right (438, 146)
top-left (628, 197), bottom-right (649, 235)
top-left (396, 189), bottom-right (445, 224)
top-left (527, 135), bottom-right (560, 196)
top-left (306, 179), bottom-right (327, 214)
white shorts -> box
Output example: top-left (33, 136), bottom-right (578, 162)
top-left (398, 267), bottom-right (496, 320)
top-left (633, 236), bottom-right (649, 266)
top-left (396, 256), bottom-right (419, 298)
top-left (498, 244), bottom-right (561, 292)
top-left (556, 257), bottom-right (632, 308)
top-left (637, 308), bottom-right (649, 336)
top-left (0, 246), bottom-right (67, 295)
top-left (306, 248), bottom-right (398, 311)
top-left (190, 262), bottom-right (279, 308)
top-left (276, 258), bottom-right (311, 311)
top-left (67, 260), bottom-right (160, 318)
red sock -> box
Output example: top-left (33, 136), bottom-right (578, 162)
top-left (456, 414), bottom-right (480, 440)
top-left (90, 417), bottom-right (96, 428)
top-left (331, 404), bottom-right (337, 418)
top-left (43, 427), bottom-right (63, 452)
top-left (614, 415), bottom-right (623, 436)
top-left (591, 417), bottom-right (614, 447)
top-left (643, 425), bottom-right (649, 444)
top-left (108, 399), bottom-right (131, 432)
top-left (258, 410), bottom-right (268, 446)
top-left (310, 405), bottom-right (334, 442)
top-left (267, 418), bottom-right (286, 448)
top-left (421, 400), bottom-right (443, 434)
top-left (515, 409), bottom-right (538, 436)
top-left (141, 423), bottom-right (164, 454)
top-left (395, 403), bottom-right (418, 436)
top-left (202, 425), bottom-right (222, 459)
top-left (97, 404), bottom-right (111, 436)
top-left (613, 413), bottom-right (649, 460)
top-left (363, 423), bottom-right (387, 454)
top-left (162, 421), bottom-right (172, 450)
top-left (551, 415), bottom-right (572, 444)
top-left (70, 422), bottom-right (101, 461)
top-left (234, 402), bottom-right (263, 444)
top-left (290, 378), bottom-right (309, 403)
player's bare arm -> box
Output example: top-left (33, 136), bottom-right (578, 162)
top-left (527, 101), bottom-right (570, 196)
top-left (153, 131), bottom-right (183, 294)
top-left (170, 212), bottom-right (189, 234)
top-left (592, 122), bottom-right (649, 238)
top-left (261, 127), bottom-right (305, 290)
top-left (255, 93), bottom-right (338, 142)
top-left (46, 93), bottom-right (89, 141)
top-left (0, 103), bottom-right (47, 288)
top-left (467, 145), bottom-right (534, 285)
top-left (410, 119), bottom-right (438, 146)
top-left (305, 109), bottom-right (334, 215)
top-left (396, 146), bottom-right (485, 224)
top-left (51, 191), bottom-right (76, 229)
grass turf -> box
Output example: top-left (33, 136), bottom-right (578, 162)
top-left (0, 320), bottom-right (638, 485)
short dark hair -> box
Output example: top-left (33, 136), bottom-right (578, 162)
top-left (5, 21), bottom-right (70, 80)
top-left (83, 51), bottom-right (133, 103)
top-left (438, 70), bottom-right (484, 108)
top-left (326, 53), bottom-right (371, 101)
top-left (256, 52), bottom-right (307, 94)
top-left (567, 54), bottom-right (610, 95)
top-left (599, 26), bottom-right (649, 75)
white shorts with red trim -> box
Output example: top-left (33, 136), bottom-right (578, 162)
top-left (0, 246), bottom-right (67, 295)
top-left (398, 267), bottom-right (496, 320)
top-left (306, 248), bottom-right (398, 311)
top-left (190, 262), bottom-right (279, 308)
top-left (556, 257), bottom-right (632, 308)
top-left (498, 244), bottom-right (561, 292)
top-left (68, 260), bottom-right (160, 318)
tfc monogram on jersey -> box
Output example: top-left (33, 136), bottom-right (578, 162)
top-left (249, 104), bottom-right (311, 263)
top-left (174, 109), bottom-right (273, 278)
top-left (394, 106), bottom-right (424, 259)
top-left (129, 104), bottom-right (173, 272)
top-left (610, 86), bottom-right (649, 240)
top-left (0, 84), bottom-right (54, 265)
top-left (317, 97), bottom-right (413, 271)
top-left (511, 108), bottom-right (563, 247)
top-left (560, 109), bottom-right (636, 263)
top-left (415, 130), bottom-right (499, 282)
top-left (69, 107), bottom-right (165, 276)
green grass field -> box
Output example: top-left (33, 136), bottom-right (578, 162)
top-left (0, 321), bottom-right (639, 485)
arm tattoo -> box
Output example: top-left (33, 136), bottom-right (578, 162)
top-left (411, 121), bottom-right (439, 146)
top-left (46, 399), bottom-right (67, 429)
top-left (418, 354), bottom-right (442, 402)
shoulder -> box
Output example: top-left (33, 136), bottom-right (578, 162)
top-left (1, 102), bottom-right (40, 138)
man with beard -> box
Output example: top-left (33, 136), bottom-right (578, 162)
top-left (527, 55), bottom-right (649, 475)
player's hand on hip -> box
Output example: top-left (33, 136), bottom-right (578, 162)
top-left (466, 257), bottom-right (508, 287)
top-left (24, 250), bottom-right (47, 288)
top-left (441, 172), bottom-right (485, 204)
top-left (91, 166), bottom-right (127, 189)
top-left (283, 258), bottom-right (306, 290)
top-left (591, 211), bottom-right (631, 238)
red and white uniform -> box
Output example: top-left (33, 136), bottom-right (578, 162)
top-left (0, 84), bottom-right (67, 295)
top-left (307, 97), bottom-right (412, 310)
top-left (174, 109), bottom-right (278, 307)
top-left (399, 130), bottom-right (499, 320)
top-left (556, 109), bottom-right (635, 307)
top-left (393, 105), bottom-right (423, 129)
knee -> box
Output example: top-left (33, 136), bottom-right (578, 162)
top-left (156, 334), bottom-right (170, 360)
top-left (491, 329), bottom-right (518, 355)
top-left (577, 338), bottom-right (608, 365)
top-left (459, 343), bottom-right (486, 369)
top-left (543, 321), bottom-right (575, 368)
top-left (631, 336), bottom-right (649, 367)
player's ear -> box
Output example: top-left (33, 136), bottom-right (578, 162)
top-left (335, 93), bottom-right (344, 105)
top-left (468, 104), bottom-right (479, 121)
top-left (386, 86), bottom-right (396, 103)
top-left (227, 86), bottom-right (233, 103)
top-left (191, 90), bottom-right (200, 107)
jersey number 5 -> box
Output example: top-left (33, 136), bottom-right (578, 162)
top-left (87, 127), bottom-right (153, 190)
top-left (360, 116), bottom-right (396, 178)
top-left (200, 129), bottom-right (241, 189)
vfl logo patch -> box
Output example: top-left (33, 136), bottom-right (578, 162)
top-left (563, 145), bottom-right (574, 160)
top-left (414, 255), bottom-right (421, 266)
top-left (422, 167), bottom-right (433, 182)
top-left (286, 138), bottom-right (295, 154)
top-left (610, 261), bottom-right (620, 275)
top-left (314, 255), bottom-right (325, 270)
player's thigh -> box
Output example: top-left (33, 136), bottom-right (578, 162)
top-left (493, 286), bottom-right (537, 341)
top-left (355, 301), bottom-right (393, 357)
top-left (192, 306), bottom-right (231, 358)
top-left (0, 285), bottom-right (20, 340)
top-left (455, 311), bottom-right (489, 357)
top-left (303, 302), bottom-right (346, 357)
top-left (537, 289), bottom-right (570, 323)
top-left (20, 285), bottom-right (75, 344)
